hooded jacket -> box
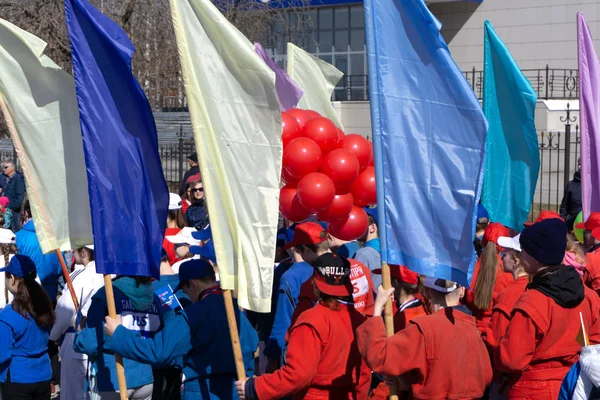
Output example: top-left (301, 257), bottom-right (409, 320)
top-left (495, 266), bottom-right (600, 399)
top-left (74, 277), bottom-right (161, 392)
top-left (560, 171), bottom-right (582, 230)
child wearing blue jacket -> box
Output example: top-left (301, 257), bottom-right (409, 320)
top-left (74, 276), bottom-right (162, 399)
top-left (104, 259), bottom-right (259, 400)
top-left (0, 255), bottom-right (55, 399)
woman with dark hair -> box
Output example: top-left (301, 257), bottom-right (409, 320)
top-left (181, 183), bottom-right (193, 215)
top-left (164, 193), bottom-right (187, 265)
top-left (74, 275), bottom-right (161, 399)
top-left (0, 255), bottom-right (55, 399)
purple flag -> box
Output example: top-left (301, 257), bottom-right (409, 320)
top-left (254, 43), bottom-right (303, 112)
top-left (578, 12), bottom-right (600, 220)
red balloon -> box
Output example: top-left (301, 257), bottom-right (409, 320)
top-left (351, 166), bottom-right (377, 206)
top-left (336, 128), bottom-right (345, 142)
top-left (339, 134), bottom-right (373, 171)
top-left (321, 148), bottom-right (360, 187)
top-left (301, 117), bottom-right (339, 155)
top-left (281, 112), bottom-right (301, 147)
top-left (279, 185), bottom-right (311, 222)
top-left (281, 168), bottom-right (299, 187)
top-left (282, 137), bottom-right (323, 180)
top-left (286, 108), bottom-right (320, 130)
top-left (296, 172), bottom-right (336, 212)
top-left (367, 141), bottom-right (374, 166)
top-left (317, 193), bottom-right (354, 222)
top-left (328, 206), bottom-right (369, 241)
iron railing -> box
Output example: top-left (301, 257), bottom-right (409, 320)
top-left (160, 66), bottom-right (579, 108)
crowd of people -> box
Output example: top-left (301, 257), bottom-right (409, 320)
top-left (0, 152), bottom-right (599, 400)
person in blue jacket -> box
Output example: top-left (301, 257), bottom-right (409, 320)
top-left (15, 201), bottom-right (61, 302)
top-left (150, 252), bottom-right (191, 400)
top-left (0, 255), bottom-right (55, 399)
top-left (263, 223), bottom-right (317, 372)
top-left (74, 275), bottom-right (162, 400)
top-left (103, 259), bottom-right (259, 400)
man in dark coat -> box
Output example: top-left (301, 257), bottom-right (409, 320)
top-left (560, 159), bottom-right (582, 231)
top-left (179, 152), bottom-right (200, 195)
top-left (2, 160), bottom-right (25, 232)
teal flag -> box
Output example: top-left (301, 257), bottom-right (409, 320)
top-left (482, 21), bottom-right (539, 231)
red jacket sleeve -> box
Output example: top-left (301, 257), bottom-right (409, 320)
top-left (494, 309), bottom-right (538, 373)
top-left (356, 316), bottom-right (426, 377)
top-left (486, 308), bottom-right (510, 352)
top-left (255, 324), bottom-right (321, 400)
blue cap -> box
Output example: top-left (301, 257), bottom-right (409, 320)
top-left (0, 255), bottom-right (37, 279)
top-left (189, 239), bottom-right (216, 263)
top-left (277, 225), bottom-right (295, 245)
top-left (364, 206), bottom-right (379, 226)
top-left (191, 222), bottom-right (212, 241)
top-left (477, 204), bottom-right (489, 221)
top-left (176, 259), bottom-right (215, 290)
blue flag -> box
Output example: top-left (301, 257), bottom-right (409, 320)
top-left (482, 21), bottom-right (539, 232)
top-left (365, 0), bottom-right (487, 287)
top-left (65, 0), bottom-right (168, 278)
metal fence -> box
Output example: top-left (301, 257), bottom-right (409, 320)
top-left (529, 104), bottom-right (579, 221)
top-left (464, 65), bottom-right (579, 101)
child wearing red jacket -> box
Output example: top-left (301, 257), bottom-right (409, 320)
top-left (236, 253), bottom-right (372, 400)
top-left (357, 276), bottom-right (492, 399)
top-left (369, 265), bottom-right (427, 400)
top-left (494, 219), bottom-right (600, 399)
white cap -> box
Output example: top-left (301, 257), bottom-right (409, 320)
top-left (422, 276), bottom-right (458, 293)
top-left (85, 245), bottom-right (94, 251)
top-left (497, 234), bottom-right (521, 252)
top-left (165, 227), bottom-right (200, 246)
top-left (169, 193), bottom-right (183, 211)
top-left (0, 228), bottom-right (15, 244)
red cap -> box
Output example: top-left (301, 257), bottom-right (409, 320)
top-left (482, 222), bottom-right (509, 250)
top-left (186, 173), bottom-right (202, 185)
top-left (576, 212), bottom-right (600, 240)
top-left (284, 222), bottom-right (327, 250)
top-left (372, 265), bottom-right (419, 285)
top-left (524, 210), bottom-right (564, 227)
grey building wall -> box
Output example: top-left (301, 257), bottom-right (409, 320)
top-left (429, 0), bottom-right (600, 71)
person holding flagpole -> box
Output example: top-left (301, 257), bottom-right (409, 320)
top-left (357, 277), bottom-right (492, 399)
top-left (102, 259), bottom-right (258, 400)
top-left (235, 253), bottom-right (371, 400)
top-left (49, 245), bottom-right (103, 400)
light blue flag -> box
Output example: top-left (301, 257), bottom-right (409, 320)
top-left (482, 21), bottom-right (539, 232)
top-left (365, 0), bottom-right (487, 287)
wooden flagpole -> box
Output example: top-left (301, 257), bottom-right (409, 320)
top-left (0, 93), bottom-right (82, 314)
top-left (223, 289), bottom-right (247, 380)
top-left (381, 261), bottom-right (399, 400)
top-left (104, 275), bottom-right (128, 400)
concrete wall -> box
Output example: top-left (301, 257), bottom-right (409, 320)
top-left (429, 0), bottom-right (600, 71)
top-left (332, 101), bottom-right (372, 138)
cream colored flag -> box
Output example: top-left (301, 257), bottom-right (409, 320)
top-left (287, 43), bottom-right (344, 129)
top-left (0, 19), bottom-right (92, 253)
top-left (170, 0), bottom-right (282, 312)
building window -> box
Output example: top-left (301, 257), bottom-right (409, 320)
top-left (265, 4), bottom-right (367, 101)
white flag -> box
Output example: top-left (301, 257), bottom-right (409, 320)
top-left (170, 0), bottom-right (282, 312)
top-left (0, 19), bottom-right (92, 253)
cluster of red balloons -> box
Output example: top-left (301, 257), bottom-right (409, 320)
top-left (279, 108), bottom-right (376, 241)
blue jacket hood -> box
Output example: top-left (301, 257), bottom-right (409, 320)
top-left (112, 277), bottom-right (154, 311)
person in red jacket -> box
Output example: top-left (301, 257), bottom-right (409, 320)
top-left (464, 222), bottom-right (513, 339)
top-left (494, 218), bottom-right (600, 399)
top-left (288, 223), bottom-right (376, 317)
top-left (369, 265), bottom-right (427, 400)
top-left (162, 193), bottom-right (187, 265)
top-left (357, 276), bottom-right (492, 400)
top-left (576, 212), bottom-right (600, 293)
top-left (484, 233), bottom-right (529, 399)
top-left (235, 253), bottom-right (372, 400)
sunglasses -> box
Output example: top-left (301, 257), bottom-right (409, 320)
top-left (191, 188), bottom-right (204, 193)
